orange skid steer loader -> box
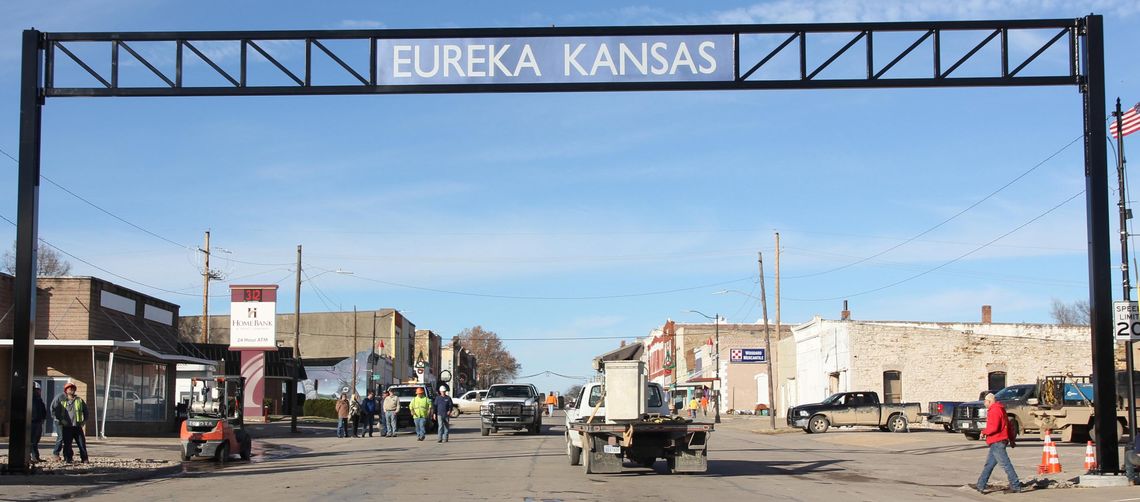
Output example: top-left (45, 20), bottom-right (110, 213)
top-left (180, 376), bottom-right (252, 462)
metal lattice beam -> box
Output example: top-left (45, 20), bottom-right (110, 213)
top-left (39, 18), bottom-right (1080, 98)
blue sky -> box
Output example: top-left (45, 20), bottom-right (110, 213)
top-left (2, 1), bottom-right (1140, 394)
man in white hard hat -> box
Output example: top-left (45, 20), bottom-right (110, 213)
top-left (432, 386), bottom-right (454, 443)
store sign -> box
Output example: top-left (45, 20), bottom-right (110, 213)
top-left (730, 348), bottom-right (766, 363)
top-left (229, 285), bottom-right (278, 350)
top-left (377, 35), bottom-right (734, 85)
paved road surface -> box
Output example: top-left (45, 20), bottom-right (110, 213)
top-left (75, 414), bottom-right (1137, 501)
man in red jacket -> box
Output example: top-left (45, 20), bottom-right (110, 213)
top-left (971, 393), bottom-right (1023, 494)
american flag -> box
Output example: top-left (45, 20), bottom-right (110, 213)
top-left (1111, 102), bottom-right (1140, 139)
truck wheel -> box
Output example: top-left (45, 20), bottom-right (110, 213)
top-left (583, 442), bottom-right (595, 474)
top-left (216, 442), bottom-right (230, 463)
top-left (964, 432), bottom-right (981, 441)
top-left (449, 406), bottom-right (460, 418)
top-left (1090, 420), bottom-right (1124, 442)
top-left (888, 414), bottom-right (908, 433)
top-left (567, 433), bottom-right (582, 466)
top-left (481, 426), bottom-right (490, 436)
top-left (808, 415), bottom-right (830, 434)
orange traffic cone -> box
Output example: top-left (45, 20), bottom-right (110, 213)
top-left (1038, 431), bottom-right (1053, 474)
top-left (1046, 435), bottom-right (1063, 474)
top-left (1084, 441), bottom-right (1098, 471)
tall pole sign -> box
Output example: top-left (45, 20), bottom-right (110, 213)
top-left (230, 285), bottom-right (279, 423)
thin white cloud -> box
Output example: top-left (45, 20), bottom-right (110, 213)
top-left (338, 19), bottom-right (386, 29)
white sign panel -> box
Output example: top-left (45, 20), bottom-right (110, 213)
top-left (1114, 301), bottom-right (1140, 342)
top-left (230, 299), bottom-right (276, 349)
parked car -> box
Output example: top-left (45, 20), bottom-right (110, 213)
top-left (921, 401), bottom-right (964, 432)
top-left (452, 389), bottom-right (488, 415)
top-left (787, 391), bottom-right (921, 434)
top-left (954, 384), bottom-right (1039, 441)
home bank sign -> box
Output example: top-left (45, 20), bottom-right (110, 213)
top-left (378, 35), bottom-right (734, 85)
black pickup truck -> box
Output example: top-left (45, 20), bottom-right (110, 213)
top-left (787, 391), bottom-right (921, 434)
top-left (953, 384), bottom-right (1038, 441)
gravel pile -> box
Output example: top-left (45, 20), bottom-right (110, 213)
top-left (0, 456), bottom-right (177, 475)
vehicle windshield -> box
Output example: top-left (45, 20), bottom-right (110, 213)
top-left (489, 385), bottom-right (534, 398)
top-left (994, 386), bottom-right (1031, 401)
top-left (389, 387), bottom-right (423, 398)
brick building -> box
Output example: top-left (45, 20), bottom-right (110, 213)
top-left (1, 274), bottom-right (213, 437)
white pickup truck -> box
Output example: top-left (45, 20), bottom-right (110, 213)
top-left (565, 375), bottom-right (710, 474)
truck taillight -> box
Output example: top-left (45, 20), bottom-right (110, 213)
top-left (937, 403), bottom-right (943, 413)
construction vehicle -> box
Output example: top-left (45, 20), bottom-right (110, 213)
top-left (180, 376), bottom-right (252, 462)
top-left (1030, 372), bottom-right (1139, 443)
top-left (565, 358), bottom-right (712, 474)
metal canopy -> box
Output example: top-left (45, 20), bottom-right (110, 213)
top-left (9, 16), bottom-right (1115, 476)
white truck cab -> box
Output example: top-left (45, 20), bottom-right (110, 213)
top-left (565, 381), bottom-right (670, 451)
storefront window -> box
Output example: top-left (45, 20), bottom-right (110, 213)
top-left (95, 358), bottom-right (168, 422)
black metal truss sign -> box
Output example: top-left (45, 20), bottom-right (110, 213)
top-left (42, 18), bottom-right (1079, 97)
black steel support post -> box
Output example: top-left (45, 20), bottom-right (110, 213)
top-left (1080, 15), bottom-right (1119, 474)
top-left (7, 29), bottom-right (43, 474)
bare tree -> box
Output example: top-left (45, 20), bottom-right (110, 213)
top-left (454, 326), bottom-right (519, 388)
top-left (1050, 298), bottom-right (1090, 326)
top-left (2, 242), bottom-right (72, 276)
top-left (565, 384), bottom-right (583, 399)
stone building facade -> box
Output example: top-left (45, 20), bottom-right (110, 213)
top-left (790, 314), bottom-right (1094, 413)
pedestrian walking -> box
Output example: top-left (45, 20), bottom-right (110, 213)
top-left (433, 386), bottom-right (454, 443)
top-left (349, 394), bottom-right (362, 437)
top-left (382, 390), bottom-right (399, 437)
top-left (688, 396), bottom-right (699, 418)
top-left (410, 387), bottom-right (432, 441)
top-left (971, 393), bottom-right (1023, 494)
top-left (700, 394), bottom-right (709, 417)
top-left (544, 392), bottom-right (558, 417)
top-left (361, 391), bottom-right (379, 437)
top-left (50, 382), bottom-right (89, 463)
top-left (335, 393), bottom-right (350, 438)
top-left (30, 382), bottom-right (47, 463)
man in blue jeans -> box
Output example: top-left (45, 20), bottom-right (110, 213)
top-left (382, 390), bottom-right (399, 437)
top-left (971, 393), bottom-right (1024, 494)
top-left (410, 388), bottom-right (431, 441)
top-left (432, 386), bottom-right (454, 443)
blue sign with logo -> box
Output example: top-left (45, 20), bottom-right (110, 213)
top-left (377, 35), bottom-right (734, 85)
top-left (729, 348), bottom-right (766, 364)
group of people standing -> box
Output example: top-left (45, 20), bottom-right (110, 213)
top-left (336, 390), bottom-right (399, 438)
top-left (334, 386), bottom-right (454, 443)
top-left (28, 381), bottom-right (90, 464)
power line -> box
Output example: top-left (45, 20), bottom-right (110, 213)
top-left (784, 191), bottom-right (1085, 302)
top-left (783, 135), bottom-right (1083, 280)
top-left (342, 272), bottom-right (754, 301)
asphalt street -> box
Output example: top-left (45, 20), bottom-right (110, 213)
top-left (61, 414), bottom-right (1140, 501)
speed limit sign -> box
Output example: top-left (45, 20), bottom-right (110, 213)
top-left (1114, 301), bottom-right (1140, 342)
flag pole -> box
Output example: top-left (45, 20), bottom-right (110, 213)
top-left (1115, 97), bottom-right (1138, 480)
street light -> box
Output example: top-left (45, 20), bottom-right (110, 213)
top-left (687, 309), bottom-right (721, 424)
top-left (714, 289), bottom-right (777, 429)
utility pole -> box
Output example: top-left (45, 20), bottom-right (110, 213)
top-left (200, 230), bottom-right (211, 344)
top-left (714, 313), bottom-right (721, 424)
top-left (291, 244), bottom-right (301, 433)
top-left (1114, 98), bottom-right (1137, 478)
top-left (352, 306), bottom-right (359, 396)
top-left (774, 232), bottom-right (781, 383)
top-left (370, 311), bottom-right (377, 395)
top-left (759, 251), bottom-right (776, 429)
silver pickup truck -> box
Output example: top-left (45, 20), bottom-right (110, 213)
top-left (787, 391), bottom-right (921, 433)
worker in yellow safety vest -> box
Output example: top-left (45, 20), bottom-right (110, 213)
top-left (410, 388), bottom-right (432, 441)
